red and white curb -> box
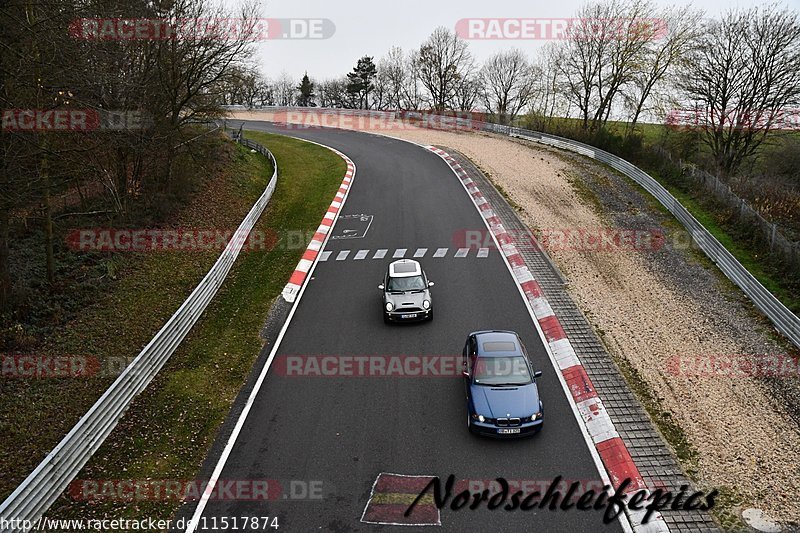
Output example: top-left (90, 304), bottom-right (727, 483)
top-left (427, 146), bottom-right (669, 533)
top-left (281, 151), bottom-right (356, 303)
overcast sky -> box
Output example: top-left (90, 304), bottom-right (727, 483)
top-left (228, 0), bottom-right (797, 81)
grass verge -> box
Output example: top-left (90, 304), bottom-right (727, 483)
top-left (20, 132), bottom-right (344, 523)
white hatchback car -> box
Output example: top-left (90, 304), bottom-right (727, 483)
top-left (378, 259), bottom-right (434, 323)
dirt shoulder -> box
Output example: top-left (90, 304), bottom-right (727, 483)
top-left (230, 111), bottom-right (800, 525)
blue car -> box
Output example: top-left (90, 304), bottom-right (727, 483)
top-left (462, 330), bottom-right (544, 437)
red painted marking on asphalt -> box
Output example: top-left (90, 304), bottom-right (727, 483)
top-left (302, 249), bottom-right (318, 262)
top-left (374, 474), bottom-right (434, 494)
top-left (363, 503), bottom-right (439, 525)
top-left (362, 473), bottom-right (440, 526)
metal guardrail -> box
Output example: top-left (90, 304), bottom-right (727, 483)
top-left (398, 110), bottom-right (800, 347)
top-left (0, 129), bottom-right (278, 531)
top-left (501, 127), bottom-right (800, 349)
top-left (228, 106), bottom-right (799, 348)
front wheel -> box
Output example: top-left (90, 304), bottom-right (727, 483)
top-left (383, 312), bottom-right (390, 324)
top-left (427, 309), bottom-right (433, 321)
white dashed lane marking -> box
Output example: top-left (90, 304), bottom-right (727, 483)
top-left (315, 248), bottom-right (491, 263)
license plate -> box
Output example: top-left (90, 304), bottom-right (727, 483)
top-left (498, 428), bottom-right (521, 434)
top-left (400, 313), bottom-right (418, 319)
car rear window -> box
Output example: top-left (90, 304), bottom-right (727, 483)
top-left (481, 341), bottom-right (517, 352)
top-left (393, 263), bottom-right (417, 274)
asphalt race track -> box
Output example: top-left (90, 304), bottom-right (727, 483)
top-left (192, 121), bottom-right (625, 532)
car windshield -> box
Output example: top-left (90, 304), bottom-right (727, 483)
top-left (387, 275), bottom-right (426, 292)
top-left (473, 356), bottom-right (532, 386)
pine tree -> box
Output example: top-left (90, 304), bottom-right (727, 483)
top-left (297, 72), bottom-right (315, 106)
top-left (346, 56), bottom-right (377, 109)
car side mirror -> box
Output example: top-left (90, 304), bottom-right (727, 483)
top-left (378, 284), bottom-right (384, 290)
top-left (428, 281), bottom-right (435, 287)
top-left (533, 370), bottom-right (543, 379)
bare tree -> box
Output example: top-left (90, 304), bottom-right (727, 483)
top-left (0, 0), bottom-right (258, 312)
top-left (556, 0), bottom-right (661, 131)
top-left (529, 43), bottom-right (571, 123)
top-left (318, 77), bottom-right (349, 108)
top-left (372, 67), bottom-right (391, 110)
top-left (453, 73), bottom-right (482, 112)
top-left (679, 6), bottom-right (800, 175)
top-left (481, 49), bottom-right (533, 124)
top-left (220, 65), bottom-right (268, 107)
top-left (416, 27), bottom-right (474, 112)
top-left (556, 5), bottom-right (608, 129)
top-left (377, 47), bottom-right (407, 110)
top-left (256, 77), bottom-right (274, 106)
top-left (402, 49), bottom-right (425, 110)
top-left (273, 71), bottom-right (296, 106)
top-left (622, 6), bottom-right (702, 133)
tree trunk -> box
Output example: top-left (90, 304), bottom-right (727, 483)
top-left (40, 137), bottom-right (54, 286)
top-left (0, 207), bottom-right (11, 312)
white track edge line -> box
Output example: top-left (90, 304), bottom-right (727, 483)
top-left (230, 121), bottom-right (633, 533)
top-left (427, 146), bottom-right (635, 533)
top-left (185, 138), bottom-right (356, 533)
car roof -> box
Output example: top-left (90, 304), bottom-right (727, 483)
top-left (388, 259), bottom-right (422, 278)
top-left (472, 331), bottom-right (523, 356)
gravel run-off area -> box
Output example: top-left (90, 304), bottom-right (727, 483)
top-left (231, 111), bottom-right (800, 525)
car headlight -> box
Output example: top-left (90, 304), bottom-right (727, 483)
top-left (471, 413), bottom-right (486, 422)
top-left (423, 300), bottom-right (430, 309)
top-left (385, 302), bottom-right (394, 312)
top-left (531, 412), bottom-right (542, 421)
